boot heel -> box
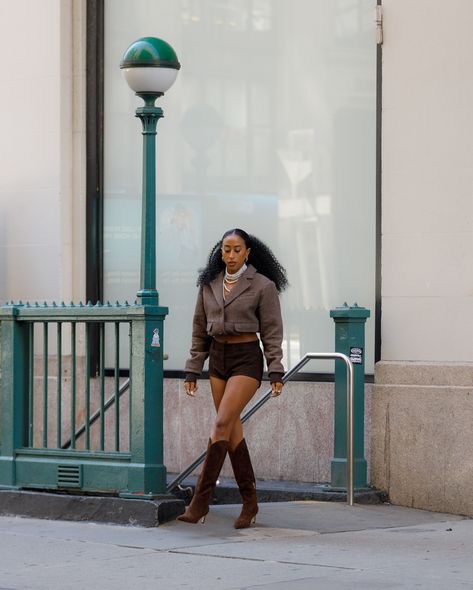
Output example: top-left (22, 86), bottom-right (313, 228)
top-left (229, 438), bottom-right (259, 530)
top-left (176, 439), bottom-right (228, 526)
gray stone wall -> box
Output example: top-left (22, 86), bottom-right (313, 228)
top-left (164, 378), bottom-right (373, 484)
top-left (371, 361), bottom-right (473, 516)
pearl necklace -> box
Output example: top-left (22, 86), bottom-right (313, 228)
top-left (223, 263), bottom-right (247, 297)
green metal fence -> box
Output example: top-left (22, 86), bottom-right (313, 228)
top-left (0, 301), bottom-right (168, 497)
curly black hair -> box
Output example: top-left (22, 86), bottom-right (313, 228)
top-left (197, 228), bottom-right (288, 293)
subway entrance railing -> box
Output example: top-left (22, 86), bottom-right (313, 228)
top-left (0, 300), bottom-right (168, 497)
top-left (168, 352), bottom-right (356, 506)
top-left (0, 301), bottom-right (366, 504)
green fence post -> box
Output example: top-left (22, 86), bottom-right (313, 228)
top-left (329, 303), bottom-right (370, 490)
top-left (0, 305), bottom-right (29, 488)
top-left (122, 305), bottom-right (168, 497)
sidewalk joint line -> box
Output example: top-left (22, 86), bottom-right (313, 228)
top-left (167, 550), bottom-right (357, 570)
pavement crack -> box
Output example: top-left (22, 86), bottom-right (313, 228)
top-left (168, 550), bottom-right (263, 562)
top-left (166, 550), bottom-right (357, 570)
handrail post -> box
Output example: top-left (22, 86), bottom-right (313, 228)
top-left (330, 304), bottom-right (370, 491)
top-left (345, 354), bottom-right (355, 506)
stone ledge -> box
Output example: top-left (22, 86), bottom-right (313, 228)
top-left (172, 475), bottom-right (387, 505)
top-left (375, 361), bottom-right (473, 387)
top-left (0, 490), bottom-right (185, 527)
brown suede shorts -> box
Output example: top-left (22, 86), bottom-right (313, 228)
top-left (209, 340), bottom-right (263, 385)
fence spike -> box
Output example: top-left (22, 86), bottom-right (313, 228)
top-left (52, 301), bottom-right (57, 307)
top-left (26, 301), bottom-right (31, 308)
top-left (35, 301), bottom-right (39, 307)
top-left (70, 301), bottom-right (75, 307)
top-left (43, 301), bottom-right (48, 307)
top-left (60, 301), bottom-right (65, 307)
top-left (116, 300), bottom-right (120, 307)
top-left (79, 301), bottom-right (84, 307)
top-left (87, 300), bottom-right (93, 306)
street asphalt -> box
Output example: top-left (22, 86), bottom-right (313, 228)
top-left (0, 501), bottom-right (471, 589)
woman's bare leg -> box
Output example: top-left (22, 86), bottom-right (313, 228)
top-left (210, 375), bottom-right (259, 446)
top-left (210, 376), bottom-right (245, 450)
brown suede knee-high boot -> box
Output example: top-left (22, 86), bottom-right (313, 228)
top-left (229, 438), bottom-right (258, 529)
top-left (177, 439), bottom-right (228, 524)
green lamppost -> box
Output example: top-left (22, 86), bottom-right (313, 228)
top-left (120, 37), bottom-right (181, 306)
top-left (119, 37), bottom-right (180, 497)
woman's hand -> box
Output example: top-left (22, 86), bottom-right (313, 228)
top-left (185, 381), bottom-right (198, 397)
top-left (271, 382), bottom-right (283, 398)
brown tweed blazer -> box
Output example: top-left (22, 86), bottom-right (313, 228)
top-left (185, 265), bottom-right (284, 378)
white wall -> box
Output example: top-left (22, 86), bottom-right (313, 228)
top-left (381, 0), bottom-right (473, 362)
top-left (0, 0), bottom-right (86, 304)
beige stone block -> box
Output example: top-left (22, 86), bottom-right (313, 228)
top-left (382, 233), bottom-right (473, 299)
top-left (163, 378), bottom-right (181, 472)
top-left (239, 387), bottom-right (281, 481)
top-left (386, 386), bottom-right (447, 512)
top-left (164, 378), bottom-right (373, 485)
top-left (178, 379), bottom-right (215, 476)
top-left (372, 364), bottom-right (473, 518)
top-left (364, 384), bottom-right (373, 481)
top-left (381, 297), bottom-right (473, 363)
top-left (370, 384), bottom-right (390, 492)
top-left (376, 361), bottom-right (473, 387)
top-left (443, 389), bottom-right (473, 516)
top-left (278, 382), bottom-right (333, 483)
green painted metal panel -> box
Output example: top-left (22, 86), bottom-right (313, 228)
top-left (0, 302), bottom-right (168, 495)
top-left (330, 304), bottom-right (370, 490)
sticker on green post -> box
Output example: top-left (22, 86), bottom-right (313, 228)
top-left (349, 347), bottom-right (363, 364)
top-left (151, 328), bottom-right (161, 348)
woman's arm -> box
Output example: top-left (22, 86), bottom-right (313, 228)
top-left (184, 287), bottom-right (212, 380)
top-left (258, 282), bottom-right (285, 388)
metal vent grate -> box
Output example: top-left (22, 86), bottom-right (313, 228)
top-left (57, 464), bottom-right (82, 488)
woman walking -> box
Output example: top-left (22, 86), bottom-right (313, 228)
top-left (177, 228), bottom-right (288, 528)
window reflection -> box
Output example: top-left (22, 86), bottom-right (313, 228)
top-left (181, 0), bottom-right (272, 31)
top-left (104, 0), bottom-right (377, 372)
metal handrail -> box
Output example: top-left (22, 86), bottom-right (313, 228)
top-left (167, 352), bottom-right (355, 506)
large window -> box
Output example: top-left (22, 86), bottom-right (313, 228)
top-left (103, 0), bottom-right (377, 373)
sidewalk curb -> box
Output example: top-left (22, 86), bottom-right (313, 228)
top-left (0, 490), bottom-right (185, 527)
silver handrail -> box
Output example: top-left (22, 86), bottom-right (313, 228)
top-left (167, 352), bottom-right (355, 506)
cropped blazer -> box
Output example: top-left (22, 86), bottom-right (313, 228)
top-left (185, 265), bottom-right (284, 380)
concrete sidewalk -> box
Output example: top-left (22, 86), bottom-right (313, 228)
top-left (0, 501), bottom-right (471, 589)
